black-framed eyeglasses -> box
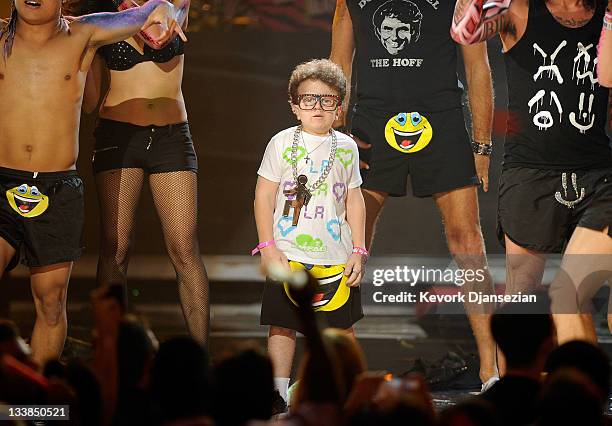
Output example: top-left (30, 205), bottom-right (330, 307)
top-left (296, 94), bottom-right (341, 111)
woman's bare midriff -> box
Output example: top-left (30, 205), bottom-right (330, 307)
top-left (100, 56), bottom-right (188, 126)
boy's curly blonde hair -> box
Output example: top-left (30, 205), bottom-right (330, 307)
top-left (288, 59), bottom-right (347, 105)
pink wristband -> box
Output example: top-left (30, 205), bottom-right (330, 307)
top-left (251, 240), bottom-right (275, 256)
top-left (352, 247), bottom-right (369, 257)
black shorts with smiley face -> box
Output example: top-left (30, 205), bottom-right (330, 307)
top-left (0, 167), bottom-right (84, 271)
top-left (260, 261), bottom-right (363, 333)
top-left (351, 105), bottom-right (479, 197)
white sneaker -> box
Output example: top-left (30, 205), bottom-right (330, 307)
top-left (480, 375), bottom-right (500, 393)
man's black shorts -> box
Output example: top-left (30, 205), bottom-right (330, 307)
top-left (0, 167), bottom-right (84, 270)
top-left (498, 167), bottom-right (612, 253)
top-left (350, 105), bottom-right (479, 197)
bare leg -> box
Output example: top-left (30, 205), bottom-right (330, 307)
top-left (0, 237), bottom-right (16, 278)
top-left (0, 237), bottom-right (16, 319)
top-left (504, 236), bottom-right (547, 294)
top-left (551, 227), bottom-right (612, 344)
top-left (30, 262), bottom-right (72, 367)
top-left (434, 185), bottom-right (497, 382)
top-left (95, 169), bottom-right (145, 286)
top-left (501, 236), bottom-right (547, 375)
top-left (361, 189), bottom-right (387, 251)
top-left (268, 326), bottom-right (297, 378)
top-left (149, 171), bottom-right (210, 347)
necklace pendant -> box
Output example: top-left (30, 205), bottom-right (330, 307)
top-left (305, 155), bottom-right (310, 164)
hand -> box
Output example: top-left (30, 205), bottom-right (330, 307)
top-left (351, 134), bottom-right (372, 170)
top-left (344, 372), bottom-right (387, 414)
top-left (344, 253), bottom-right (365, 287)
top-left (141, 0), bottom-right (187, 49)
top-left (474, 154), bottom-right (490, 192)
top-left (260, 245), bottom-right (290, 275)
top-left (373, 373), bottom-right (434, 418)
top-left (483, 0), bottom-right (512, 20)
top-left (451, 0), bottom-right (487, 44)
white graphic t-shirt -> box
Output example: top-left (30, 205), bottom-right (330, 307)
top-left (258, 126), bottom-right (362, 265)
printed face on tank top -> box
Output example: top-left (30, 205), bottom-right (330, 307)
top-left (352, 0), bottom-right (444, 68)
top-left (347, 0), bottom-right (462, 112)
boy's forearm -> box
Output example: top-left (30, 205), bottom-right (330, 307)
top-left (346, 189), bottom-right (366, 248)
top-left (81, 0), bottom-right (167, 47)
top-left (254, 196), bottom-right (276, 242)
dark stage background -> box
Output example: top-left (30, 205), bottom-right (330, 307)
top-left (5, 3), bottom-right (612, 399)
top-left (77, 30), bottom-right (510, 258)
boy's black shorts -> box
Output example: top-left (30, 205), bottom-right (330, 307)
top-left (0, 167), bottom-right (84, 270)
top-left (351, 105), bottom-right (479, 198)
top-left (260, 262), bottom-right (363, 333)
top-left (498, 167), bottom-right (612, 253)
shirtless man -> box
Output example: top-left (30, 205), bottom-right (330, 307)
top-left (452, 0), bottom-right (612, 345)
top-left (0, 0), bottom-right (184, 366)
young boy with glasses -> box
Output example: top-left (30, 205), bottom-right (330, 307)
top-left (253, 59), bottom-right (366, 407)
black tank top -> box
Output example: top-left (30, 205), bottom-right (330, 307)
top-left (347, 0), bottom-right (463, 112)
top-left (503, 0), bottom-right (611, 170)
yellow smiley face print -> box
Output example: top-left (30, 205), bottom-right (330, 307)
top-left (6, 184), bottom-right (49, 218)
top-left (384, 112), bottom-right (433, 153)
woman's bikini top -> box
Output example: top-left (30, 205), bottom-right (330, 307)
top-left (98, 36), bottom-right (185, 71)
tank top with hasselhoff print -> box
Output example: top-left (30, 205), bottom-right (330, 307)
top-left (346, 0), bottom-right (463, 112)
top-left (503, 0), bottom-right (612, 170)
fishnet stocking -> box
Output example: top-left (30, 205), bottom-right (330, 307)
top-left (149, 171), bottom-right (210, 347)
top-left (96, 169), bottom-right (210, 347)
top-left (95, 168), bottom-right (144, 287)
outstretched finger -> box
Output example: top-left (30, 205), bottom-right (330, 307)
top-left (345, 272), bottom-right (357, 287)
top-left (347, 269), bottom-right (362, 287)
top-left (152, 23), bottom-right (174, 48)
top-left (174, 22), bottom-right (188, 42)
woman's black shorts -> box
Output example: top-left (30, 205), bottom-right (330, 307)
top-left (92, 118), bottom-right (198, 174)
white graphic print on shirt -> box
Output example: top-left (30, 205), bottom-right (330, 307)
top-left (528, 39), bottom-right (601, 133)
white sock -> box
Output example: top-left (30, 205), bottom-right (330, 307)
top-left (274, 377), bottom-right (290, 403)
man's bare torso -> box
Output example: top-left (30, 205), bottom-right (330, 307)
top-left (0, 20), bottom-right (96, 172)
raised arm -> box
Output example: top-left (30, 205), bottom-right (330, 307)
top-left (597, 4), bottom-right (612, 87)
top-left (113, 0), bottom-right (190, 48)
top-left (451, 0), bottom-right (517, 45)
top-left (75, 0), bottom-right (186, 49)
top-left (330, 0), bottom-right (355, 127)
top-left (461, 42), bottom-right (493, 191)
